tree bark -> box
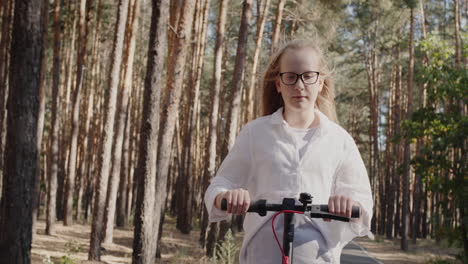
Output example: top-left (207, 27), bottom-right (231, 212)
top-left (245, 0), bottom-right (270, 123)
top-left (151, 0), bottom-right (195, 255)
top-left (0, 0), bottom-right (14, 193)
top-left (200, 0), bottom-right (229, 250)
top-left (454, 0), bottom-right (462, 67)
top-left (270, 0), bottom-right (286, 53)
top-left (104, 0), bottom-right (140, 244)
top-left (222, 0), bottom-right (252, 157)
top-left (89, 0), bottom-right (130, 259)
top-left (116, 103), bottom-right (131, 227)
top-left (45, 0), bottom-right (62, 236)
top-left (0, 0), bottom-right (45, 262)
top-left (32, 0), bottom-right (48, 236)
top-left (64, 0), bottom-right (91, 227)
top-left (131, 0), bottom-right (169, 263)
top-left (401, 7), bottom-right (414, 251)
top-left (177, 0), bottom-right (210, 235)
top-left (218, 0), bottom-right (252, 243)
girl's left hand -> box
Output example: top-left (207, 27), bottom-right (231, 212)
top-left (324, 195), bottom-right (360, 222)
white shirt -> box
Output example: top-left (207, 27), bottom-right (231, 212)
top-left (204, 108), bottom-right (374, 264)
top-left (287, 124), bottom-right (318, 159)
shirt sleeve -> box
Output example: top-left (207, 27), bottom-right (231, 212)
top-left (329, 133), bottom-right (374, 243)
top-left (204, 124), bottom-right (253, 222)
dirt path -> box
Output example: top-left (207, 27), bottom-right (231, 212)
top-left (31, 217), bottom-right (461, 264)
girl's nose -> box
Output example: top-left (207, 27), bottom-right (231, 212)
top-left (293, 79), bottom-right (305, 91)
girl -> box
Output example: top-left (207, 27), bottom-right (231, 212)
top-left (204, 39), bottom-right (373, 264)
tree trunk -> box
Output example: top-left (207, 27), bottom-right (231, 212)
top-left (59, 4), bottom-right (78, 221)
top-left (401, 7), bottom-right (414, 251)
top-left (32, 0), bottom-right (48, 236)
top-left (270, 0), bottom-right (286, 53)
top-left (200, 0), bottom-right (229, 250)
top-left (89, 0), bottom-right (130, 259)
top-left (0, 0), bottom-right (14, 193)
top-left (217, 0), bottom-right (252, 243)
top-left (0, 0), bottom-right (45, 262)
top-left (206, 222), bottom-right (218, 257)
top-left (45, 0), bottom-right (62, 236)
top-left (104, 0), bottom-right (140, 244)
top-left (222, 0), bottom-right (252, 157)
top-left (116, 104), bottom-right (131, 227)
top-left (412, 142), bottom-right (422, 243)
top-left (131, 0), bottom-right (169, 263)
top-left (245, 0), bottom-right (270, 123)
top-left (454, 0), bottom-right (462, 67)
top-left (151, 0), bottom-right (195, 256)
top-left (386, 46), bottom-right (401, 239)
top-left (64, 0), bottom-right (92, 226)
top-left (177, 0), bottom-right (210, 235)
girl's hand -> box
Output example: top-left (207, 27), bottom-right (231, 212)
top-left (214, 188), bottom-right (251, 215)
top-left (324, 195), bottom-right (361, 222)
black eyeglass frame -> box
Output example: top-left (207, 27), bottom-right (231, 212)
top-left (278, 71), bottom-right (320, 85)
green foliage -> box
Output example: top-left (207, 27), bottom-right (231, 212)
top-left (64, 240), bottom-right (83, 255)
top-left (41, 240), bottom-right (82, 264)
top-left (211, 229), bottom-right (240, 264)
top-left (42, 255), bottom-right (54, 264)
top-left (402, 35), bottom-right (467, 253)
top-left (58, 255), bottom-right (75, 264)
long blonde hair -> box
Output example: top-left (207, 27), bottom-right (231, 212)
top-left (261, 39), bottom-right (337, 122)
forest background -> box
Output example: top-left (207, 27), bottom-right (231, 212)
top-left (0, 0), bottom-right (466, 263)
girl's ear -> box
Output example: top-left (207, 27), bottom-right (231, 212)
top-left (318, 78), bottom-right (325, 93)
top-left (275, 78), bottom-right (281, 93)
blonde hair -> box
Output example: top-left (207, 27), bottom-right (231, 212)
top-left (261, 39), bottom-right (337, 122)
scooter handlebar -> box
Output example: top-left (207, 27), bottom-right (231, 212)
top-left (221, 198), bottom-right (360, 221)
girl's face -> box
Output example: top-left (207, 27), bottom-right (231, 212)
top-left (275, 47), bottom-right (323, 114)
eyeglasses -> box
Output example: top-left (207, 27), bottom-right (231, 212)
top-left (279, 71), bottom-right (320, 85)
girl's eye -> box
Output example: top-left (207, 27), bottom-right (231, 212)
top-left (303, 72), bottom-right (316, 80)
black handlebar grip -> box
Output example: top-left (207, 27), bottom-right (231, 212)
top-left (221, 198), bottom-right (227, 211)
top-left (351, 206), bottom-right (360, 218)
top-left (319, 205), bottom-right (360, 218)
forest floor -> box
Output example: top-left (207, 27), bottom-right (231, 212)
top-left (31, 215), bottom-right (462, 264)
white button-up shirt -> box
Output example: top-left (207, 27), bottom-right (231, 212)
top-left (205, 108), bottom-right (374, 264)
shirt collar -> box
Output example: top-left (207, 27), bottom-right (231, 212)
top-left (269, 107), bottom-right (330, 136)
top-left (270, 107), bottom-right (329, 125)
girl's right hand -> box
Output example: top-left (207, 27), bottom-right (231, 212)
top-left (214, 188), bottom-right (250, 215)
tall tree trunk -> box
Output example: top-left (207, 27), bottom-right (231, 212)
top-left (270, 0), bottom-right (286, 53)
top-left (32, 0), bottom-right (48, 236)
top-left (412, 142), bottom-right (422, 243)
top-left (0, 0), bottom-right (45, 262)
top-left (116, 103), bottom-right (131, 227)
top-left (59, 4), bottom-right (78, 220)
top-left (401, 7), bottom-right (414, 251)
top-left (245, 0), bottom-right (270, 123)
top-left (222, 0), bottom-right (252, 157)
top-left (454, 0), bottom-right (462, 67)
top-left (76, 86), bottom-right (94, 222)
top-left (392, 47), bottom-right (402, 238)
top-left (177, 0), bottom-right (210, 235)
top-left (200, 0), bottom-right (229, 251)
top-left (365, 34), bottom-right (379, 232)
top-left (152, 0), bottom-right (195, 256)
top-left (218, 0), bottom-right (253, 243)
top-left (0, 0), bottom-right (14, 192)
top-left (104, 0), bottom-right (140, 244)
top-left (131, 0), bottom-right (169, 263)
top-left (64, 0), bottom-right (91, 226)
top-left (46, 0), bottom-right (62, 236)
top-left (89, 0), bottom-right (130, 259)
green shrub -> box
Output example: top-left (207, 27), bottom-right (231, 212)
top-left (211, 229), bottom-right (240, 264)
